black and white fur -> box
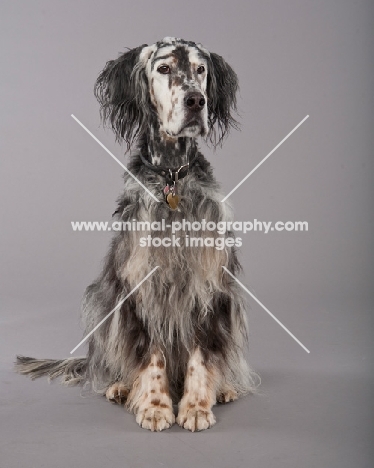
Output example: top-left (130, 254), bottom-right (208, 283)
top-left (16, 37), bottom-right (258, 432)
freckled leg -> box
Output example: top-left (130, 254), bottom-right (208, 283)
top-left (177, 348), bottom-right (220, 432)
top-left (126, 353), bottom-right (175, 431)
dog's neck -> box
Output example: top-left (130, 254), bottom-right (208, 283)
top-left (141, 123), bottom-right (198, 169)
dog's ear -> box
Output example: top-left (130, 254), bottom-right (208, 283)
top-left (206, 52), bottom-right (239, 146)
top-left (94, 44), bottom-right (153, 148)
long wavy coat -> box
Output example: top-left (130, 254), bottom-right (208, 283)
top-left (16, 37), bottom-right (257, 432)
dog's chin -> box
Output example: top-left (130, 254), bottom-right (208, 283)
top-left (164, 119), bottom-right (207, 138)
top-left (166, 120), bottom-right (207, 139)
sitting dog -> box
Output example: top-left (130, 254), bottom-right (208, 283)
top-left (16, 37), bottom-right (258, 432)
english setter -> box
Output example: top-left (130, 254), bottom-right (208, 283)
top-left (16, 37), bottom-right (258, 432)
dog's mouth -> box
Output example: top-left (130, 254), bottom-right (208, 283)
top-left (183, 119), bottom-right (200, 129)
top-left (176, 118), bottom-right (204, 136)
top-left (164, 117), bottom-right (206, 138)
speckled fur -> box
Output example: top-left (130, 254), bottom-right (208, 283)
top-left (15, 37), bottom-right (259, 432)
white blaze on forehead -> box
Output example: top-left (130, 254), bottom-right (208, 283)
top-left (159, 37), bottom-right (210, 56)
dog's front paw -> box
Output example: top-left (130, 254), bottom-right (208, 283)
top-left (136, 405), bottom-right (175, 432)
top-left (177, 407), bottom-right (216, 432)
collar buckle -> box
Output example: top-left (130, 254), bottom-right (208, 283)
top-left (167, 163), bottom-right (189, 184)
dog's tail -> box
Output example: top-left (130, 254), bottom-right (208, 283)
top-left (15, 355), bottom-right (87, 386)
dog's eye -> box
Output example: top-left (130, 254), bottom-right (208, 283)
top-left (197, 66), bottom-right (205, 74)
top-left (157, 65), bottom-right (171, 74)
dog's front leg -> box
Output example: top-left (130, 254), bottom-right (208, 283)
top-left (126, 353), bottom-right (175, 431)
top-left (177, 348), bottom-right (219, 432)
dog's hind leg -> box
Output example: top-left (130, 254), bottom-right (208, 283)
top-left (126, 353), bottom-right (175, 431)
top-left (176, 348), bottom-right (220, 432)
top-left (106, 382), bottom-right (129, 404)
top-left (216, 382), bottom-right (239, 403)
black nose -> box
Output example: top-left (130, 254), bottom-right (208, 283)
top-left (185, 92), bottom-right (205, 112)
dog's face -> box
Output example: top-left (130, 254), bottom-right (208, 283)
top-left (95, 36), bottom-right (239, 147)
top-left (139, 38), bottom-right (209, 139)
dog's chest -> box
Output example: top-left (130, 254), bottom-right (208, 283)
top-left (122, 193), bottom-right (230, 293)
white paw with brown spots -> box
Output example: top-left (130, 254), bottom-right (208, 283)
top-left (126, 353), bottom-right (175, 431)
top-left (106, 382), bottom-right (129, 404)
top-left (136, 404), bottom-right (175, 431)
top-left (177, 407), bottom-right (216, 432)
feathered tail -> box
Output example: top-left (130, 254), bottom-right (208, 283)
top-left (15, 355), bottom-right (87, 386)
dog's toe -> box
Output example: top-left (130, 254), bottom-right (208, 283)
top-left (177, 408), bottom-right (216, 432)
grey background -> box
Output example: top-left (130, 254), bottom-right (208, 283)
top-left (1, 0), bottom-right (373, 467)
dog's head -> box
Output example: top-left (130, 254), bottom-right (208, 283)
top-left (95, 37), bottom-right (238, 147)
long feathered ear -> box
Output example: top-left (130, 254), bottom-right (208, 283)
top-left (94, 44), bottom-right (151, 148)
top-left (206, 52), bottom-right (239, 146)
